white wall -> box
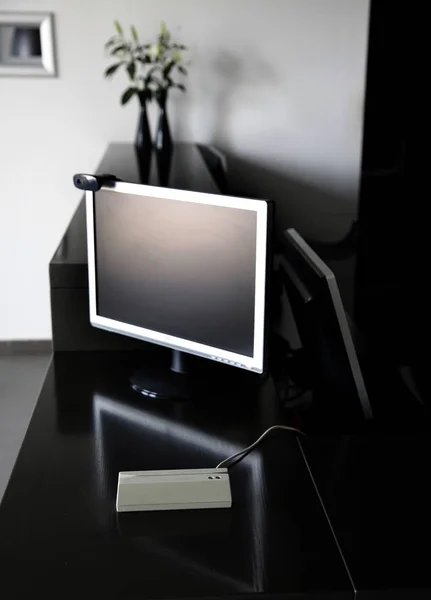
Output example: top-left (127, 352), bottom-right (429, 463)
top-left (0, 0), bottom-right (370, 340)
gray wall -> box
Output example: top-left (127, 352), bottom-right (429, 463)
top-left (0, 0), bottom-right (370, 340)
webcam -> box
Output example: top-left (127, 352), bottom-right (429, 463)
top-left (73, 173), bottom-right (121, 192)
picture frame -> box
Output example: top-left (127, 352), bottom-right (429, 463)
top-left (0, 12), bottom-right (56, 77)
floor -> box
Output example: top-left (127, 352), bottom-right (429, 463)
top-left (0, 354), bottom-right (51, 502)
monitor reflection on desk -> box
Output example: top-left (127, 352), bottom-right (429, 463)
top-left (92, 393), bottom-right (266, 592)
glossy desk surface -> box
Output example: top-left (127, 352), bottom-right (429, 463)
top-left (301, 434), bottom-right (431, 600)
top-left (0, 352), bottom-right (353, 599)
top-left (2, 354), bottom-right (431, 599)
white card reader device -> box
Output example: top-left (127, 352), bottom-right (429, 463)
top-left (116, 468), bottom-right (232, 512)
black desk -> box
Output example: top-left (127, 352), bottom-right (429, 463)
top-left (0, 352), bottom-right (353, 599)
top-left (301, 434), bottom-right (431, 600)
top-left (1, 143), bottom-right (431, 599)
top-left (2, 356), bottom-right (431, 599)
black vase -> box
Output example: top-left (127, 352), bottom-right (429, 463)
top-left (155, 89), bottom-right (173, 156)
top-left (135, 93), bottom-right (152, 157)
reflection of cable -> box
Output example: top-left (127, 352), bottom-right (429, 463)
top-left (270, 333), bottom-right (309, 406)
top-left (216, 425), bottom-right (305, 470)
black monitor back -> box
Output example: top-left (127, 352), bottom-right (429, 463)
top-left (279, 229), bottom-right (373, 429)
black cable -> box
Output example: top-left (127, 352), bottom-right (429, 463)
top-left (216, 425), bottom-right (305, 470)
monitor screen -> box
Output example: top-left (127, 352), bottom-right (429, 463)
top-left (86, 182), bottom-right (269, 373)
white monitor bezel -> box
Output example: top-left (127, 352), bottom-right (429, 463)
top-left (86, 181), bottom-right (268, 373)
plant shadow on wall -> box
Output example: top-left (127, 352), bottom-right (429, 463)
top-left (198, 49), bottom-right (277, 146)
top-left (104, 21), bottom-right (188, 159)
top-left (197, 50), bottom-right (357, 244)
top-left (101, 26), bottom-right (357, 245)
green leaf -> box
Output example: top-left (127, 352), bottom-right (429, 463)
top-left (114, 20), bottom-right (123, 36)
top-left (136, 56), bottom-right (151, 64)
top-left (111, 44), bottom-right (128, 55)
top-left (144, 65), bottom-right (160, 84)
top-left (176, 83), bottom-right (186, 92)
top-left (126, 62), bottom-right (136, 80)
top-left (104, 63), bottom-right (122, 78)
top-left (105, 36), bottom-right (119, 49)
top-left (163, 60), bottom-right (175, 78)
top-left (121, 87), bottom-right (137, 105)
top-left (177, 65), bottom-right (188, 76)
top-left (154, 79), bottom-right (164, 89)
top-left (131, 25), bottom-right (138, 42)
top-left (160, 21), bottom-right (171, 44)
top-left (140, 88), bottom-right (150, 101)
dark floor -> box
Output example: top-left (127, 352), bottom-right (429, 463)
top-left (0, 354), bottom-right (51, 501)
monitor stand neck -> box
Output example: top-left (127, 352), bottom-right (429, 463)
top-left (170, 349), bottom-right (188, 375)
top-left (130, 349), bottom-right (193, 400)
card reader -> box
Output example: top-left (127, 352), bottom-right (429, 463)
top-left (116, 468), bottom-right (232, 512)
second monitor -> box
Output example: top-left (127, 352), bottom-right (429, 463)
top-left (86, 181), bottom-right (272, 399)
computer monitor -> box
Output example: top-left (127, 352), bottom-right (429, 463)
top-left (86, 181), bottom-right (272, 399)
top-left (279, 228), bottom-right (373, 426)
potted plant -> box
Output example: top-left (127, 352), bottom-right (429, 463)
top-left (104, 21), bottom-right (188, 157)
top-left (104, 21), bottom-right (156, 154)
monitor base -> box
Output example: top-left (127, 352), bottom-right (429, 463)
top-left (130, 350), bottom-right (192, 400)
top-left (130, 370), bottom-right (192, 400)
